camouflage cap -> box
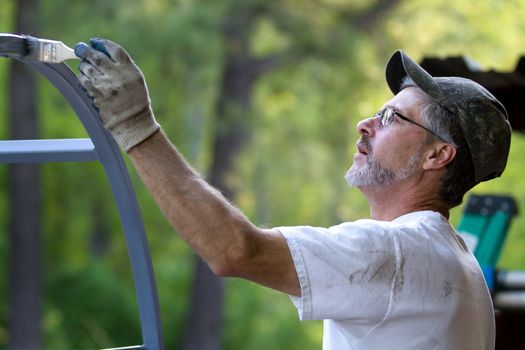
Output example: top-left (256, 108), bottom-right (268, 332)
top-left (385, 50), bottom-right (512, 183)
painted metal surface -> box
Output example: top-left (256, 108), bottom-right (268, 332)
top-left (0, 138), bottom-right (97, 163)
top-left (0, 34), bottom-right (163, 350)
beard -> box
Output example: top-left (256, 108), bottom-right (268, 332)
top-left (345, 138), bottom-right (422, 187)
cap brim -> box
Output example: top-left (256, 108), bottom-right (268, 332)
top-left (386, 50), bottom-right (445, 102)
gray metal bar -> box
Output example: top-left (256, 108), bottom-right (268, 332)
top-left (497, 271), bottom-right (525, 289)
top-left (0, 34), bottom-right (163, 350)
top-left (0, 138), bottom-right (97, 163)
top-left (494, 291), bottom-right (525, 309)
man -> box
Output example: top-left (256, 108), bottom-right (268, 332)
top-left (75, 38), bottom-right (511, 349)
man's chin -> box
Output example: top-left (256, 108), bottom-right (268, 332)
top-left (344, 167), bottom-right (365, 187)
top-left (344, 163), bottom-right (396, 187)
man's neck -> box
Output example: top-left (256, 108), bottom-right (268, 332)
top-left (359, 180), bottom-right (450, 221)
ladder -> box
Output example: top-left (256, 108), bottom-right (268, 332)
top-left (458, 194), bottom-right (518, 270)
top-left (0, 34), bottom-right (163, 350)
top-left (457, 194), bottom-right (525, 310)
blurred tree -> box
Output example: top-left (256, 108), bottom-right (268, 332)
top-left (7, 0), bottom-right (42, 348)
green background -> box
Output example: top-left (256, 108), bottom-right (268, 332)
top-left (1, 0), bottom-right (525, 348)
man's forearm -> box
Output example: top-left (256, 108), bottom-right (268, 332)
top-left (128, 129), bottom-right (300, 296)
top-left (128, 129), bottom-right (256, 273)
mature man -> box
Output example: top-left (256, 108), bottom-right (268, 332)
top-left (75, 38), bottom-right (511, 349)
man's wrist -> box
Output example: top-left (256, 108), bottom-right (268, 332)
top-left (111, 110), bottom-right (161, 151)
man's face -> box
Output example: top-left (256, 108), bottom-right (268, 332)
top-left (345, 87), bottom-right (431, 187)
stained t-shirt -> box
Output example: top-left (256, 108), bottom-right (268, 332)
top-left (275, 211), bottom-right (494, 350)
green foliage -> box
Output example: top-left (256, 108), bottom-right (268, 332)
top-left (2, 0), bottom-right (525, 348)
top-left (0, 1), bottom-right (14, 345)
top-left (223, 279), bottom-right (322, 350)
top-left (43, 263), bottom-right (141, 349)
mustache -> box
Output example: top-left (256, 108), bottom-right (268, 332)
top-left (356, 136), bottom-right (372, 155)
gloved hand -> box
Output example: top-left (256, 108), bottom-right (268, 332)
top-left (75, 38), bottom-right (160, 151)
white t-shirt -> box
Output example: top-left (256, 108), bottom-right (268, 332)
top-left (276, 210), bottom-right (494, 350)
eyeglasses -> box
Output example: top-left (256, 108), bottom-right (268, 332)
top-left (375, 106), bottom-right (445, 141)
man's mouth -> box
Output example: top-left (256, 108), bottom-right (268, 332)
top-left (356, 139), bottom-right (370, 156)
top-left (357, 144), bottom-right (368, 155)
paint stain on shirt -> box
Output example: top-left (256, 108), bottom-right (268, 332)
top-left (443, 280), bottom-right (452, 298)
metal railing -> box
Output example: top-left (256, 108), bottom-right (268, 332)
top-left (0, 33), bottom-right (163, 350)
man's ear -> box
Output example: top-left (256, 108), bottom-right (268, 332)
top-left (423, 143), bottom-right (457, 171)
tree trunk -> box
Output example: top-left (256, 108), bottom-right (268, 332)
top-left (89, 197), bottom-right (110, 257)
top-left (180, 9), bottom-right (256, 350)
top-left (180, 257), bottom-right (224, 350)
top-left (7, 0), bottom-right (41, 348)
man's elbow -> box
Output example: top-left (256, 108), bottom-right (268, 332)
top-left (208, 252), bottom-right (250, 278)
top-left (208, 232), bottom-right (256, 278)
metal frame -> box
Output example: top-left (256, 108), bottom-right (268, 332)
top-left (0, 34), bottom-right (163, 350)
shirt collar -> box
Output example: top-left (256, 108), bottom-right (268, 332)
top-left (391, 210), bottom-right (447, 225)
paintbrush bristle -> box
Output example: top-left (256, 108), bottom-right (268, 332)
top-left (0, 34), bottom-right (28, 57)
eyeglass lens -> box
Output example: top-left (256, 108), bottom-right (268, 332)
top-left (379, 107), bottom-right (394, 126)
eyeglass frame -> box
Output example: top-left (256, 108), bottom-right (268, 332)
top-left (375, 106), bottom-right (446, 142)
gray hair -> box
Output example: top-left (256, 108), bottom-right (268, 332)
top-left (399, 78), bottom-right (476, 208)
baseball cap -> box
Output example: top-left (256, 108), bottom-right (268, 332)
top-left (385, 50), bottom-right (511, 183)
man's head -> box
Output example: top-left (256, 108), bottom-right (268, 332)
top-left (345, 85), bottom-right (442, 190)
top-left (346, 50), bottom-right (512, 208)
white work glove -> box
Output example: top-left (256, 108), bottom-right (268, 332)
top-left (74, 38), bottom-right (160, 151)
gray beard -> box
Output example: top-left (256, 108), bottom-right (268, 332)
top-left (345, 149), bottom-right (421, 187)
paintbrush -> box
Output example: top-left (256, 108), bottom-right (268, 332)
top-left (23, 35), bottom-right (78, 63)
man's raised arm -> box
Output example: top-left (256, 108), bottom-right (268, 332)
top-left (75, 38), bottom-right (300, 296)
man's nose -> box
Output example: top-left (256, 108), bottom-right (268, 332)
top-left (357, 117), bottom-right (377, 137)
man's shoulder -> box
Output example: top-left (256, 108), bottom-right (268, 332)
top-left (333, 211), bottom-right (448, 234)
top-left (276, 210), bottom-right (452, 245)
top-left (388, 210), bottom-right (452, 233)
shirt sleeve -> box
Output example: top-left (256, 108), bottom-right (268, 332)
top-left (275, 222), bottom-right (397, 323)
